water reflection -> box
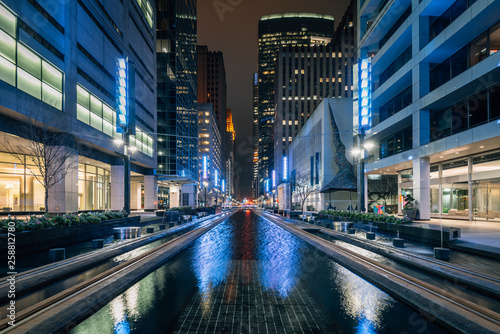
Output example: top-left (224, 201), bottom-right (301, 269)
top-left (331, 261), bottom-right (394, 333)
top-left (72, 211), bottom-right (444, 334)
top-left (256, 217), bottom-right (302, 297)
top-left (191, 223), bottom-right (234, 315)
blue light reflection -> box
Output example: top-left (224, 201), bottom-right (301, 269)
top-left (191, 223), bottom-right (234, 306)
top-left (256, 218), bottom-right (301, 297)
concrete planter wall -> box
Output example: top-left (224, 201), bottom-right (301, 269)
top-left (370, 222), bottom-right (460, 246)
top-left (0, 216), bottom-right (141, 255)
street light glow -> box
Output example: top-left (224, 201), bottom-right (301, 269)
top-left (364, 142), bottom-right (374, 150)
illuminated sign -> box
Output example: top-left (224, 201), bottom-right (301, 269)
top-left (222, 179), bottom-right (226, 193)
top-left (215, 170), bottom-right (218, 187)
top-left (116, 58), bottom-right (135, 135)
top-left (272, 170), bottom-right (276, 188)
top-left (358, 58), bottom-right (372, 131)
top-left (203, 156), bottom-right (208, 179)
top-left (265, 179), bottom-right (270, 193)
top-left (283, 157), bottom-right (288, 181)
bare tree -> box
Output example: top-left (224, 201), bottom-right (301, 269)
top-left (3, 115), bottom-right (77, 214)
top-left (292, 172), bottom-right (319, 215)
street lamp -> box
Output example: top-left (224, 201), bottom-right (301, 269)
top-left (353, 139), bottom-right (374, 213)
top-left (203, 180), bottom-right (209, 207)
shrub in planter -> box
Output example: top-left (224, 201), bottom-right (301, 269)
top-left (0, 215), bottom-right (25, 233)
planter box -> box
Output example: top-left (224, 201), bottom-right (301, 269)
top-left (0, 216), bottom-right (141, 256)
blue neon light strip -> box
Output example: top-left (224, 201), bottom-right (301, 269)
top-left (116, 58), bottom-right (128, 131)
top-left (203, 156), bottom-right (208, 179)
top-left (283, 157), bottom-right (288, 181)
top-left (358, 58), bottom-right (372, 131)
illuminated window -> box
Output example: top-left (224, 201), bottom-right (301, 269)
top-left (0, 2), bottom-right (64, 109)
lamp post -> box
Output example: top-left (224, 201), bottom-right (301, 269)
top-left (272, 189), bottom-right (276, 210)
top-left (353, 136), bottom-right (373, 213)
top-left (203, 180), bottom-right (208, 207)
top-left (114, 138), bottom-right (136, 214)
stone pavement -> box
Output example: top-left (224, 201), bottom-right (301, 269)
top-left (414, 218), bottom-right (500, 258)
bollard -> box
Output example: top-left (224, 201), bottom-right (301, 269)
top-left (146, 227), bottom-right (154, 234)
top-left (366, 232), bottom-right (376, 240)
top-left (92, 239), bottom-right (104, 248)
top-left (393, 238), bottom-right (405, 248)
top-left (159, 224), bottom-right (166, 230)
top-left (347, 228), bottom-right (356, 234)
top-left (434, 248), bottom-right (450, 261)
top-left (49, 248), bottom-right (65, 262)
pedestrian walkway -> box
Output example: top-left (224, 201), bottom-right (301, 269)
top-left (413, 218), bottom-right (500, 258)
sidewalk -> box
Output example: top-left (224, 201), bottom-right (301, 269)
top-left (414, 218), bottom-right (500, 258)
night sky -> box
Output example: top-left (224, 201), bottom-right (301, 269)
top-left (197, 0), bottom-right (351, 198)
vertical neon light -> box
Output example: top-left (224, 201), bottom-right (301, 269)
top-left (215, 170), bottom-right (218, 187)
top-left (116, 58), bottom-right (128, 130)
top-left (283, 157), bottom-right (288, 181)
top-left (272, 170), bottom-right (276, 188)
top-left (203, 156), bottom-right (208, 179)
top-left (358, 58), bottom-right (372, 131)
top-left (222, 179), bottom-right (226, 193)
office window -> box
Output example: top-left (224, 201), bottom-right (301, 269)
top-left (0, 53), bottom-right (15, 86)
top-left (468, 89), bottom-right (488, 127)
top-left (490, 83), bottom-right (500, 120)
top-left (470, 33), bottom-right (488, 66)
top-left (17, 44), bottom-right (40, 78)
top-left (0, 3), bottom-right (16, 37)
top-left (0, 29), bottom-right (15, 63)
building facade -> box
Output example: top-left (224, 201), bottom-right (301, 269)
top-left (273, 2), bottom-right (357, 188)
top-left (226, 108), bottom-right (235, 199)
top-left (0, 0), bottom-right (157, 213)
top-left (252, 73), bottom-right (259, 198)
top-left (256, 13), bottom-right (335, 197)
top-left (198, 103), bottom-right (223, 207)
top-left (156, 0), bottom-right (198, 208)
top-left (357, 0), bottom-right (500, 221)
top-left (288, 99), bottom-right (354, 212)
top-left (197, 45), bottom-right (227, 139)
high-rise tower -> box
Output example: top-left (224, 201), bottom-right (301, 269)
top-left (256, 13), bottom-right (334, 196)
top-left (156, 0), bottom-right (198, 208)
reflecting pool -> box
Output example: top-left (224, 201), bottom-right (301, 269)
top-left (72, 210), bottom-right (446, 333)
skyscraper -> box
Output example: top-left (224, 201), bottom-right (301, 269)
top-left (197, 45), bottom-right (227, 138)
top-left (156, 0), bottom-right (198, 208)
top-left (273, 2), bottom-right (357, 184)
top-left (252, 73), bottom-right (259, 198)
top-left (256, 13), bottom-right (335, 197)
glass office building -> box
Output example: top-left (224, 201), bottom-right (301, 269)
top-left (357, 0), bottom-right (500, 221)
top-left (156, 0), bottom-right (198, 208)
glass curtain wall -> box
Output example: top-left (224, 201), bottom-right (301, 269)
top-left (78, 163), bottom-right (111, 211)
top-left (0, 152), bottom-right (45, 212)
